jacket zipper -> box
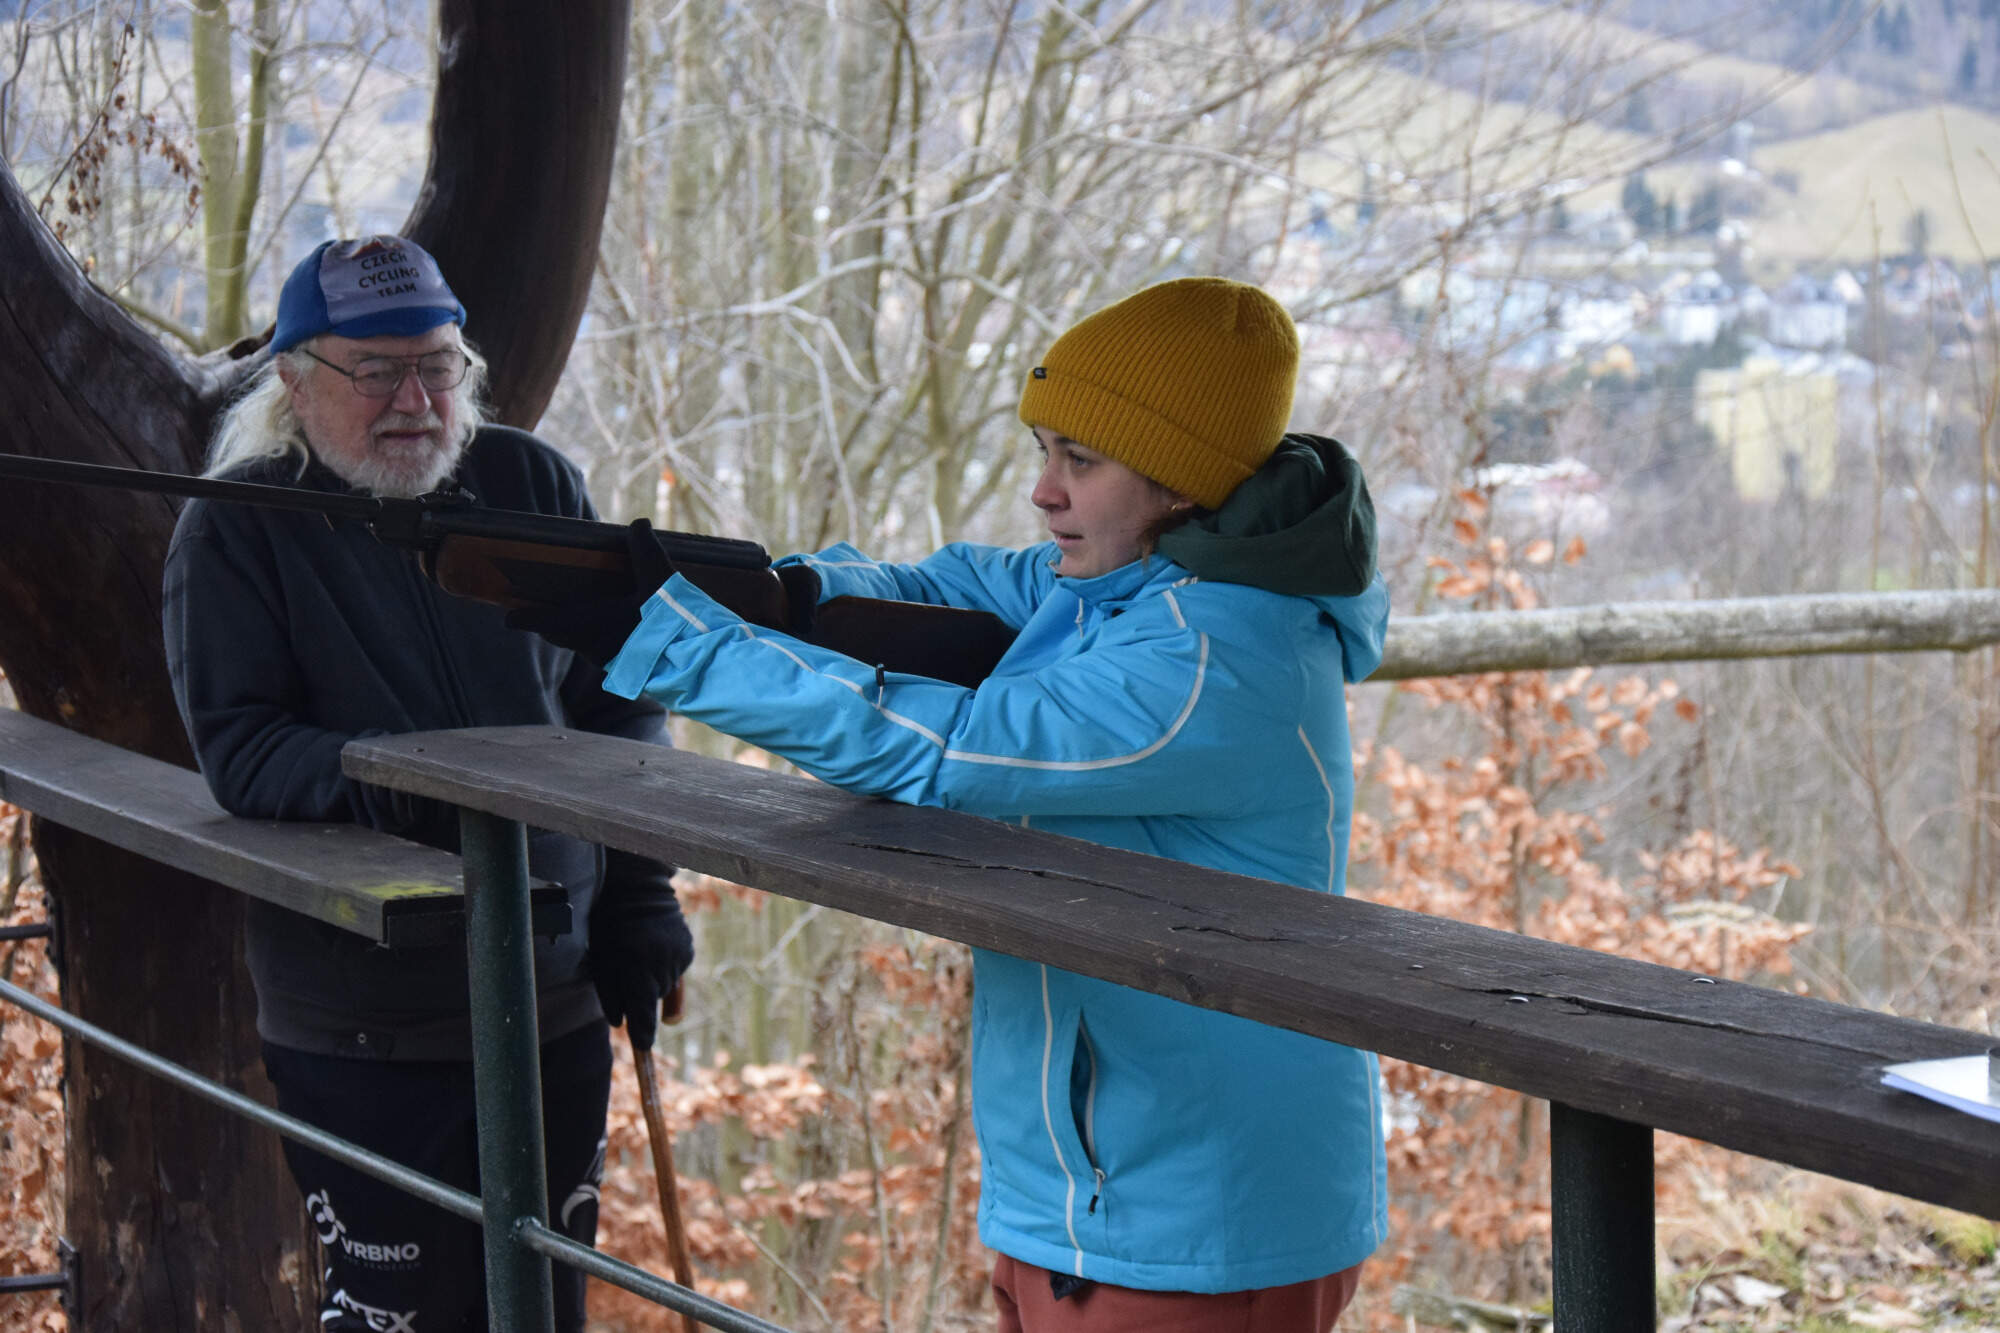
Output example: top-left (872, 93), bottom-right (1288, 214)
top-left (1038, 965), bottom-right (1088, 1274)
top-left (1078, 1024), bottom-right (1104, 1215)
top-left (405, 550), bottom-right (476, 727)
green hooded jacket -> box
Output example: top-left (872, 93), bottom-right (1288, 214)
top-left (1157, 432), bottom-right (1377, 598)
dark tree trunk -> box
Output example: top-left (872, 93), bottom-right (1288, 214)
top-left (410, 0), bottom-right (631, 427)
top-left (0, 1), bottom-right (629, 1324)
top-left (0, 154), bottom-right (308, 1332)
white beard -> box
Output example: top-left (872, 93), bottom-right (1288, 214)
top-left (323, 415), bottom-right (468, 498)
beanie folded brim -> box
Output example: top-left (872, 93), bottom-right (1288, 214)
top-left (1019, 374), bottom-right (1254, 510)
top-left (1016, 277), bottom-right (1298, 510)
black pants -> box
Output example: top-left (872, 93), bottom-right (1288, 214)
top-left (264, 1021), bottom-right (613, 1332)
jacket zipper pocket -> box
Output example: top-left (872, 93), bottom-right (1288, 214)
top-left (1075, 1019), bottom-right (1104, 1215)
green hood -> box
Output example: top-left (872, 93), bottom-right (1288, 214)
top-left (1157, 433), bottom-right (1377, 597)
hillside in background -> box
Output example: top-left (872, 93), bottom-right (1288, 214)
top-left (1450, 0), bottom-right (2000, 127)
top-left (1282, 62), bottom-right (1648, 207)
top-left (1408, 1), bottom-right (2000, 265)
top-left (1556, 103), bottom-right (2000, 266)
top-left (1605, 0), bottom-right (2000, 112)
top-left (1723, 104), bottom-right (1998, 265)
top-left (1450, 0), bottom-right (1902, 139)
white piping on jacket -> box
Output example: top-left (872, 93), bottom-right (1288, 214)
top-left (661, 582), bottom-right (1210, 777)
top-left (654, 593), bottom-right (962, 749)
top-left (1367, 1054), bottom-right (1387, 1242)
top-left (1296, 725), bottom-right (1338, 895)
top-left (653, 582), bottom-right (712, 632)
top-left (940, 630), bottom-right (1206, 770)
top-left (942, 589), bottom-right (1201, 771)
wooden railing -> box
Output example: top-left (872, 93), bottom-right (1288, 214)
top-left (342, 724), bottom-right (2000, 1332)
top-left (0, 708), bottom-right (777, 1332)
top-left (4, 703), bottom-right (1994, 1331)
top-left (0, 706), bottom-right (569, 945)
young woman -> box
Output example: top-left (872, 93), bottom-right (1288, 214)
top-left (544, 278), bottom-right (1389, 1331)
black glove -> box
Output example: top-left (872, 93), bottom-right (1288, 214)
top-left (587, 872), bottom-right (694, 1053)
top-left (505, 518), bottom-right (677, 666)
top-left (773, 563), bottom-right (822, 635)
top-left (726, 562), bottom-right (822, 634)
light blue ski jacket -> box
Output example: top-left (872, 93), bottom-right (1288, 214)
top-left (602, 440), bottom-right (1390, 1292)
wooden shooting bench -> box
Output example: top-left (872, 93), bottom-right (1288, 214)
top-left (345, 724), bottom-right (2000, 1333)
top-left (0, 706), bottom-right (599, 1326)
top-left (0, 707), bottom-right (568, 947)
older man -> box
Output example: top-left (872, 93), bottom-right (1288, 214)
top-left (162, 235), bottom-right (691, 1331)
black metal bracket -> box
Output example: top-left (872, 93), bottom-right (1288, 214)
top-left (0, 1237), bottom-right (78, 1313)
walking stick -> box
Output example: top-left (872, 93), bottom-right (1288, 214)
top-left (632, 980), bottom-right (700, 1333)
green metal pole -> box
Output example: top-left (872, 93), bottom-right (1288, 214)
top-left (461, 807), bottom-right (557, 1332)
top-left (1551, 1100), bottom-right (1656, 1331)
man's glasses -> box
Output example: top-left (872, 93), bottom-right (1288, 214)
top-left (301, 347), bottom-right (469, 398)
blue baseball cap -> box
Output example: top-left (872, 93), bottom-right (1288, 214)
top-left (270, 235), bottom-right (466, 353)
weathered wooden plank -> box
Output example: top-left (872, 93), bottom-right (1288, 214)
top-left (344, 726), bottom-right (2000, 1218)
top-left (1374, 589), bottom-right (2000, 680)
top-left (0, 709), bottom-right (566, 946)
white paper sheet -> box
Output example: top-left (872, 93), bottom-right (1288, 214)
top-left (1880, 1053), bottom-right (2000, 1124)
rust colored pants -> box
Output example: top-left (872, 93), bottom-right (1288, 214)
top-left (991, 1254), bottom-right (1363, 1333)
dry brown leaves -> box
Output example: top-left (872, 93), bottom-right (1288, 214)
top-left (1349, 514), bottom-right (1817, 1323)
top-left (591, 928), bottom-right (986, 1331)
top-left (34, 24), bottom-right (199, 252)
top-left (1, 801), bottom-right (65, 1333)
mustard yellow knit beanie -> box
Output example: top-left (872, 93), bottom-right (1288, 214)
top-left (1017, 277), bottom-right (1299, 509)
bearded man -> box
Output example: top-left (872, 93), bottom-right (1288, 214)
top-left (162, 235), bottom-right (691, 1332)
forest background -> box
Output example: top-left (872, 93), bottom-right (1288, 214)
top-left (2, 0), bottom-right (1998, 1328)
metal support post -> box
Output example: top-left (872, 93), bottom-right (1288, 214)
top-left (461, 808), bottom-right (556, 1333)
top-left (1551, 1100), bottom-right (1655, 1332)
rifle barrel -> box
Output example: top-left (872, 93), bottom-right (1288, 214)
top-left (0, 453), bottom-right (384, 521)
top-left (0, 453), bottom-right (769, 571)
top-left (427, 505), bottom-right (769, 570)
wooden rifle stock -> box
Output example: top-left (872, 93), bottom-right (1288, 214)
top-left (808, 594), bottom-right (1022, 689)
top-left (426, 532), bottom-right (1017, 688)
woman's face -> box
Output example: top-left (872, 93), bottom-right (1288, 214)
top-left (1029, 426), bottom-right (1183, 579)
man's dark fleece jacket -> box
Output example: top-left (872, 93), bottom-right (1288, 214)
top-left (163, 425), bottom-right (673, 1061)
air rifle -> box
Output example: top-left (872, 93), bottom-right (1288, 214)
top-left (0, 453), bottom-right (1016, 688)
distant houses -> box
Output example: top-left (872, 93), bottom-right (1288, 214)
top-left (1694, 355), bottom-right (1840, 502)
top-left (1470, 459), bottom-right (1612, 538)
top-left (1767, 275), bottom-right (1847, 350)
top-left (1660, 270), bottom-right (1736, 346)
top-left (1279, 196), bottom-right (1991, 513)
top-left (1374, 460), bottom-right (1611, 541)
